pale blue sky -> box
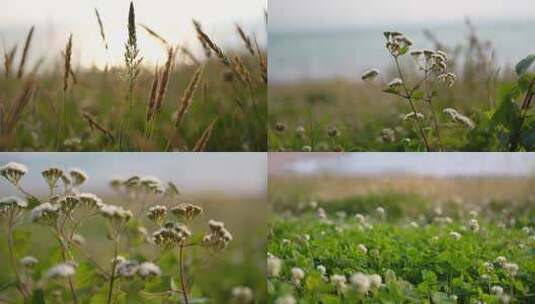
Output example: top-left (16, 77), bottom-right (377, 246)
top-left (0, 0), bottom-right (266, 68)
top-left (276, 153), bottom-right (535, 177)
top-left (0, 153), bottom-right (266, 197)
top-left (270, 0), bottom-right (535, 31)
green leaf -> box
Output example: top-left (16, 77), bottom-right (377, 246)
top-left (515, 54), bottom-right (535, 76)
top-left (27, 196), bottom-right (42, 209)
top-left (31, 288), bottom-right (45, 304)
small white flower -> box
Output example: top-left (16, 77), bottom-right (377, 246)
top-left (355, 213), bottom-right (365, 224)
top-left (0, 162), bottom-right (28, 185)
top-left (467, 219), bottom-right (480, 232)
top-left (275, 295), bottom-right (296, 304)
top-left (317, 265), bottom-right (326, 275)
top-left (69, 168), bottom-right (88, 186)
top-left (387, 78), bottom-right (403, 88)
top-left (350, 272), bottom-right (370, 295)
top-left (361, 68), bottom-right (380, 81)
top-left (503, 263), bottom-right (519, 277)
top-left (231, 286), bottom-right (253, 304)
top-left (357, 244), bottom-right (368, 254)
top-left (522, 226), bottom-right (531, 235)
top-left (449, 231), bottom-right (461, 240)
top-left (116, 260), bottom-right (139, 278)
top-left (368, 274), bottom-right (382, 290)
top-left (495, 256), bottom-right (507, 267)
top-left (409, 221), bottom-right (419, 228)
top-left (491, 285), bottom-right (504, 295)
top-left (267, 255), bottom-right (282, 277)
top-left (137, 262), bottom-right (161, 278)
top-left (317, 207), bottom-right (327, 219)
top-left (46, 263), bottom-right (76, 279)
top-left (291, 267), bottom-right (305, 286)
top-left (330, 274), bottom-right (347, 292)
top-left (20, 256), bottom-right (38, 268)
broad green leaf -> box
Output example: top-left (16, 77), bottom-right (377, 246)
top-left (515, 54), bottom-right (535, 76)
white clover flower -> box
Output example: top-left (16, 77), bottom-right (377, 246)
top-left (301, 234), bottom-right (310, 242)
top-left (355, 213), bottom-right (365, 224)
top-left (330, 274), bottom-right (347, 293)
top-left (20, 256), bottom-right (38, 268)
top-left (350, 272), bottom-right (370, 295)
top-left (431, 236), bottom-right (439, 242)
top-left (468, 219), bottom-right (480, 232)
top-left (483, 261), bottom-right (494, 272)
top-left (317, 265), bottom-right (326, 275)
top-left (275, 295), bottom-right (296, 304)
top-left (469, 210), bottom-right (478, 218)
top-left (317, 207), bottom-right (327, 219)
top-left (291, 267), bottom-right (305, 286)
top-left (231, 286), bottom-right (253, 304)
top-left (361, 68), bottom-right (379, 81)
top-left (267, 255), bottom-right (282, 277)
top-left (295, 126), bottom-right (306, 136)
top-left (449, 231), bottom-right (461, 240)
top-left (46, 263), bottom-right (76, 279)
top-left (481, 274), bottom-right (490, 281)
top-left (495, 256), bottom-right (507, 267)
top-left (522, 226), bottom-right (531, 235)
top-left (301, 145), bottom-right (312, 152)
top-left (138, 262), bottom-right (161, 278)
top-left (0, 162), bottom-right (28, 185)
top-left (503, 263), bottom-right (519, 277)
top-left (409, 221), bottom-right (419, 228)
top-left (368, 274), bottom-right (382, 290)
top-left (357, 244), bottom-right (368, 254)
top-left (69, 168), bottom-right (88, 186)
top-left (491, 285), bottom-right (504, 295)
top-left (30, 203), bottom-right (60, 225)
top-left (309, 201), bottom-right (318, 209)
top-left (387, 78), bottom-right (403, 88)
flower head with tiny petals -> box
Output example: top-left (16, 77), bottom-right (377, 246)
top-left (0, 162), bottom-right (28, 185)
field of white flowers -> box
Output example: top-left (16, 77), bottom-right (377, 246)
top-left (268, 195), bottom-right (535, 304)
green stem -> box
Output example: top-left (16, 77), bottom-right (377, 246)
top-left (106, 235), bottom-right (120, 304)
top-left (393, 57), bottom-right (432, 152)
top-left (179, 242), bottom-right (189, 304)
top-left (7, 222), bottom-right (28, 302)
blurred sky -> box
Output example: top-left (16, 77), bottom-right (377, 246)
top-left (270, 153), bottom-right (535, 177)
top-left (270, 0), bottom-right (535, 31)
top-left (0, 0), bottom-right (266, 68)
top-left (0, 153), bottom-right (266, 197)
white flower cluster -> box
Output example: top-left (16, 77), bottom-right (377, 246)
top-left (0, 162), bottom-right (28, 185)
top-left (443, 108), bottom-right (475, 129)
top-left (115, 258), bottom-right (161, 279)
top-left (152, 222), bottom-right (191, 248)
top-left (350, 272), bottom-right (382, 295)
top-left (267, 253), bottom-right (282, 277)
top-left (30, 202), bottom-right (61, 225)
top-left (147, 205), bottom-right (167, 224)
top-left (231, 286), bottom-right (253, 304)
top-left (291, 267), bottom-right (305, 286)
top-left (0, 196), bottom-right (28, 218)
top-left (202, 220), bottom-right (233, 251)
top-left (20, 256), bottom-right (39, 268)
top-left (99, 203), bottom-right (133, 225)
top-left (171, 202), bottom-right (203, 221)
top-left (384, 32), bottom-right (412, 57)
top-left (139, 176), bottom-right (165, 194)
top-left (69, 168), bottom-right (88, 187)
top-left (45, 262), bottom-right (77, 279)
top-left (78, 193), bottom-right (103, 209)
top-left (41, 167), bottom-right (64, 189)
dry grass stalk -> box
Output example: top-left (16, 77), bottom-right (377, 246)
top-left (4, 77), bottom-right (34, 133)
top-left (254, 38), bottom-right (267, 84)
top-left (146, 66), bottom-right (160, 121)
top-left (230, 54), bottom-right (254, 88)
top-left (193, 118), bottom-right (217, 151)
top-left (4, 45), bottom-right (17, 78)
top-left (139, 24), bottom-right (169, 46)
top-left (235, 24), bottom-right (255, 55)
top-left (154, 47), bottom-right (175, 114)
top-left (82, 111), bottom-right (115, 141)
top-left (179, 46), bottom-right (200, 65)
top-left (63, 34), bottom-right (73, 92)
top-left (17, 26), bottom-right (34, 79)
top-left (61, 51), bottom-right (78, 85)
top-left (192, 20), bottom-right (211, 58)
top-left (125, 1), bottom-right (142, 108)
top-left (175, 66), bottom-right (203, 127)
top-left (94, 8), bottom-right (109, 50)
top-left (193, 20), bottom-right (229, 66)
top-left (30, 57), bottom-right (44, 76)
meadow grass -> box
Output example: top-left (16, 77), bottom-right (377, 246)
top-left (0, 3), bottom-right (267, 152)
